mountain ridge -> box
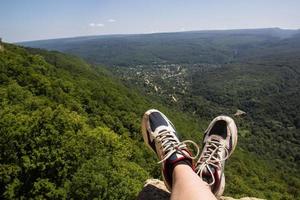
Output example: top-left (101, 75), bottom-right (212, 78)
top-left (17, 27), bottom-right (300, 44)
top-left (18, 28), bottom-right (300, 67)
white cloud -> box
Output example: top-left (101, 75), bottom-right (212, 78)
top-left (108, 19), bottom-right (116, 23)
top-left (89, 23), bottom-right (104, 27)
top-left (150, 30), bottom-right (158, 33)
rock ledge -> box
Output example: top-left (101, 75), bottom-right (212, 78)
top-left (137, 179), bottom-right (265, 200)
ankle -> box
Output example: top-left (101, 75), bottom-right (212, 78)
top-left (164, 151), bottom-right (194, 189)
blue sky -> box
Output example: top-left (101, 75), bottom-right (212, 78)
top-left (1, 0), bottom-right (300, 42)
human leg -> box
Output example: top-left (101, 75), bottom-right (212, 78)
top-left (171, 164), bottom-right (217, 200)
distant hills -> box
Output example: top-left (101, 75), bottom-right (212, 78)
top-left (19, 28), bottom-right (300, 66)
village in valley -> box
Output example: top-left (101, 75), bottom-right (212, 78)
top-left (113, 63), bottom-right (222, 103)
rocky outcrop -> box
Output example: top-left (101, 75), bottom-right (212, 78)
top-left (137, 179), bottom-right (170, 200)
top-left (137, 179), bottom-right (265, 200)
top-left (220, 197), bottom-right (265, 200)
top-left (0, 40), bottom-right (3, 52)
top-left (234, 109), bottom-right (246, 117)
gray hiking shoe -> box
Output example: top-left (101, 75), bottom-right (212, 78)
top-left (195, 115), bottom-right (238, 197)
top-left (141, 109), bottom-right (199, 190)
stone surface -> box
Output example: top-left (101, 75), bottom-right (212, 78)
top-left (234, 109), bottom-right (246, 116)
top-left (220, 197), bottom-right (265, 200)
top-left (137, 179), bottom-right (265, 200)
top-left (137, 179), bottom-right (170, 200)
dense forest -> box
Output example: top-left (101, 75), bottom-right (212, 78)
top-left (0, 39), bottom-right (299, 199)
top-left (24, 28), bottom-right (300, 175)
top-left (21, 28), bottom-right (300, 199)
top-left (22, 28), bottom-right (300, 176)
top-left (111, 59), bottom-right (300, 173)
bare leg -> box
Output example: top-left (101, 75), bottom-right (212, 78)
top-left (170, 164), bottom-right (217, 200)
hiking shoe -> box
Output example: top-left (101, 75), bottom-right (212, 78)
top-left (141, 109), bottom-right (199, 190)
top-left (195, 115), bottom-right (238, 197)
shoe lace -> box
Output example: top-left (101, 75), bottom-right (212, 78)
top-left (195, 140), bottom-right (229, 186)
top-left (156, 129), bottom-right (200, 164)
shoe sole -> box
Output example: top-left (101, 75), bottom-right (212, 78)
top-left (226, 116), bottom-right (238, 158)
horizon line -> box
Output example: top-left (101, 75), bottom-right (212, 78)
top-left (13, 26), bottom-right (300, 44)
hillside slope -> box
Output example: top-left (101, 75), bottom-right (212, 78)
top-left (0, 44), bottom-right (299, 199)
top-left (0, 43), bottom-right (205, 199)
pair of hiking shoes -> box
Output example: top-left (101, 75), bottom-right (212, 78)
top-left (141, 109), bottom-right (238, 197)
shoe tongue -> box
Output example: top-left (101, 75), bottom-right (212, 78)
top-left (208, 135), bottom-right (224, 142)
top-left (206, 135), bottom-right (227, 160)
top-left (168, 149), bottom-right (190, 163)
top-left (202, 164), bottom-right (216, 175)
top-left (202, 164), bottom-right (216, 184)
top-left (208, 135), bottom-right (227, 147)
top-left (153, 125), bottom-right (170, 137)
